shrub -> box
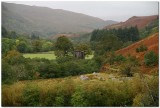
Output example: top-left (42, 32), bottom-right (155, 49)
top-left (71, 87), bottom-right (88, 107)
top-left (94, 55), bottom-right (106, 67)
top-left (143, 45), bottom-right (148, 51)
top-left (24, 62), bottom-right (39, 80)
top-left (4, 50), bottom-right (25, 65)
top-left (44, 63), bottom-right (61, 78)
top-left (133, 93), bottom-right (155, 106)
top-left (136, 48), bottom-right (140, 53)
top-left (56, 56), bottom-right (75, 63)
top-left (85, 86), bottom-right (109, 106)
top-left (82, 60), bottom-right (99, 73)
top-left (132, 74), bottom-right (159, 106)
top-left (54, 79), bottom-right (75, 106)
top-left (114, 54), bottom-right (126, 63)
top-left (105, 52), bottom-right (126, 65)
top-left (54, 96), bottom-right (65, 106)
top-left (38, 60), bottom-right (61, 78)
top-left (61, 61), bottom-right (83, 76)
top-left (106, 52), bottom-right (116, 65)
top-left (127, 55), bottom-right (140, 66)
top-left (42, 91), bottom-right (56, 106)
top-left (11, 64), bottom-right (28, 80)
top-left (2, 60), bottom-right (16, 84)
top-left (35, 57), bottom-right (99, 79)
top-left (41, 90), bottom-right (65, 106)
top-left (144, 51), bottom-right (158, 66)
top-left (146, 75), bottom-right (159, 106)
top-left (136, 44), bottom-right (148, 53)
top-left (121, 65), bottom-right (133, 77)
top-left (22, 84), bottom-right (40, 106)
top-left (60, 59), bottom-right (99, 76)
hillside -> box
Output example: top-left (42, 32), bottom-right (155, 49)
top-left (116, 33), bottom-right (158, 74)
top-left (116, 33), bottom-right (158, 60)
top-left (2, 2), bottom-right (118, 37)
top-left (105, 15), bottom-right (158, 30)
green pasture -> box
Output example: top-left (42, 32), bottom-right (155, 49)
top-left (23, 51), bottom-right (93, 60)
top-left (85, 54), bottom-right (94, 59)
top-left (23, 53), bottom-right (56, 60)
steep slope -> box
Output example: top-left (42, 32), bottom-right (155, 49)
top-left (105, 15), bottom-right (158, 30)
top-left (116, 33), bottom-right (158, 74)
top-left (2, 2), bottom-right (118, 37)
top-left (116, 33), bottom-right (158, 60)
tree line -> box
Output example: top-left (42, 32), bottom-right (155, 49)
top-left (90, 26), bottom-right (139, 42)
top-left (2, 27), bottom-right (55, 55)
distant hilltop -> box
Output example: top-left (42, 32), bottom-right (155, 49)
top-left (105, 15), bottom-right (158, 30)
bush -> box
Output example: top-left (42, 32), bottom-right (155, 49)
top-left (2, 60), bottom-right (16, 84)
top-left (82, 60), bottom-right (99, 73)
top-left (136, 48), bottom-right (140, 53)
top-left (77, 81), bottom-right (134, 106)
top-left (105, 52), bottom-right (116, 65)
top-left (144, 51), bottom-right (158, 66)
top-left (132, 75), bottom-right (159, 106)
top-left (40, 62), bottom-right (61, 78)
top-left (11, 64), bottom-right (28, 80)
top-left (84, 85), bottom-right (109, 106)
top-left (41, 80), bottom-right (72, 106)
top-left (71, 87), bottom-right (88, 107)
top-left (127, 55), bottom-right (140, 66)
top-left (4, 50), bottom-right (25, 65)
top-left (54, 96), bottom-right (65, 106)
top-left (24, 61), bottom-right (39, 80)
top-left (56, 56), bottom-right (75, 63)
top-left (121, 65), bottom-right (133, 77)
top-left (61, 61), bottom-right (83, 76)
top-left (114, 54), bottom-right (126, 63)
top-left (60, 59), bottom-right (99, 76)
top-left (136, 44), bottom-right (148, 53)
top-left (133, 93), bottom-right (154, 106)
top-left (54, 79), bottom-right (75, 106)
top-left (22, 84), bottom-right (40, 106)
top-left (94, 55), bottom-right (106, 67)
top-left (42, 91), bottom-right (56, 106)
top-left (41, 58), bottom-right (99, 78)
top-left (105, 52), bottom-right (126, 65)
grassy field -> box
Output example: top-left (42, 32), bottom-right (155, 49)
top-left (23, 51), bottom-right (94, 60)
top-left (85, 54), bottom-right (94, 59)
top-left (23, 51), bottom-right (56, 60)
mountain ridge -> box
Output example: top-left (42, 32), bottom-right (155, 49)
top-left (2, 2), bottom-right (118, 37)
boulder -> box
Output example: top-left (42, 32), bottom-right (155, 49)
top-left (80, 75), bottom-right (89, 81)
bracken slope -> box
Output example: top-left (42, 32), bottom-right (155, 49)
top-left (116, 33), bottom-right (159, 74)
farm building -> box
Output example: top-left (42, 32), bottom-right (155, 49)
top-left (74, 51), bottom-right (85, 59)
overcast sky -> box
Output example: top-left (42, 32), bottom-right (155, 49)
top-left (5, 1), bottom-right (159, 21)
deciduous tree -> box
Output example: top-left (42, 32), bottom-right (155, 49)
top-left (55, 36), bottom-right (73, 56)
